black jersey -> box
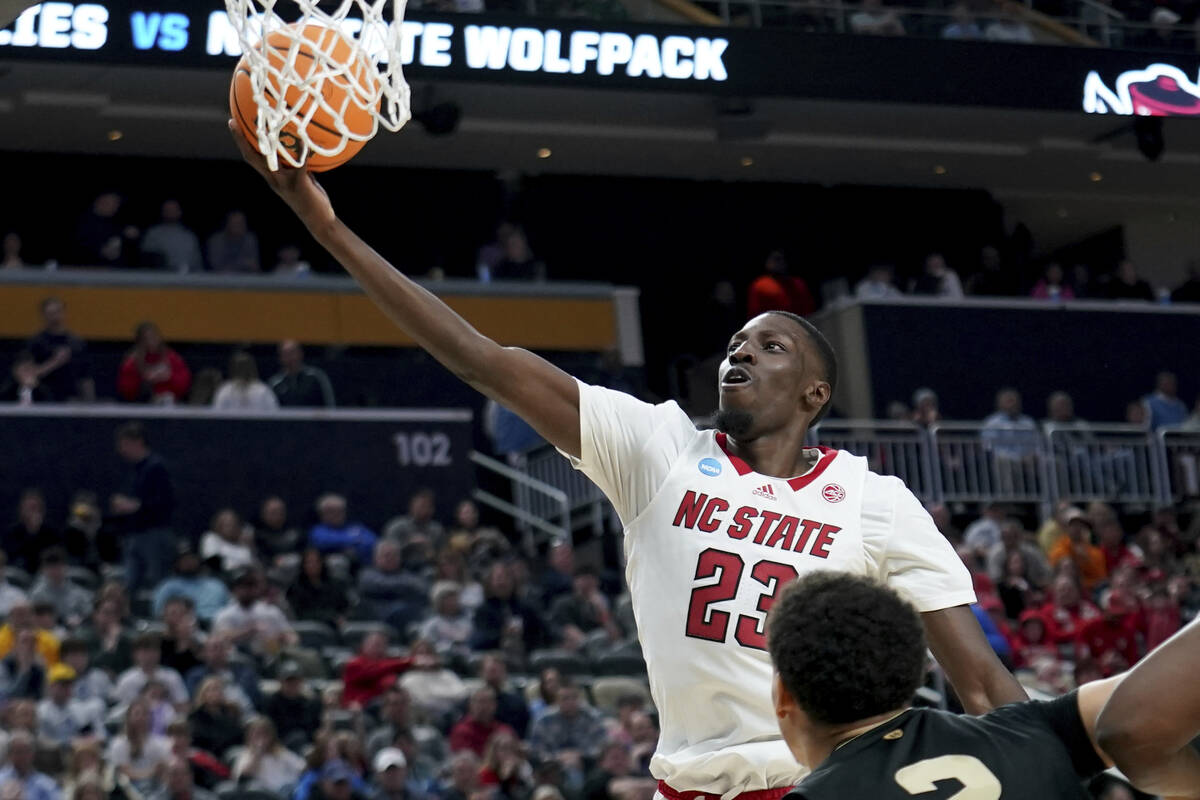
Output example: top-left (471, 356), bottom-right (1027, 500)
top-left (791, 692), bottom-right (1106, 800)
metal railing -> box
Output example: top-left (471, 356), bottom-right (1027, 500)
top-left (809, 420), bottom-right (938, 503)
top-left (1045, 423), bottom-right (1169, 507)
top-left (469, 450), bottom-right (571, 553)
top-left (496, 421), bottom-right (1193, 540)
top-left (1161, 427), bottom-right (1200, 504)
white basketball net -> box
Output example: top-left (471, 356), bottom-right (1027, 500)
top-left (225, 0), bottom-right (412, 170)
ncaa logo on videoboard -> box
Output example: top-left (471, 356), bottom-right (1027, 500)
top-left (698, 458), bottom-right (722, 477)
top-left (822, 483), bottom-right (846, 503)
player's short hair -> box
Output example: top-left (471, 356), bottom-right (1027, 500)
top-left (767, 572), bottom-right (925, 726)
top-left (763, 310), bottom-right (838, 424)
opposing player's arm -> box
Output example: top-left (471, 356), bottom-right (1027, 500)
top-left (921, 606), bottom-right (1027, 714)
top-left (1094, 618), bottom-right (1200, 798)
top-left (229, 123), bottom-right (581, 458)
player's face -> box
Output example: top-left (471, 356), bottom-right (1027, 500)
top-left (719, 315), bottom-right (821, 436)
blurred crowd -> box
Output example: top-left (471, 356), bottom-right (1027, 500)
top-left (0, 420), bottom-right (656, 800)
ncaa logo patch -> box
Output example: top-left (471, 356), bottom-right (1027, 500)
top-left (698, 457), bottom-right (722, 477)
top-left (822, 483), bottom-right (846, 503)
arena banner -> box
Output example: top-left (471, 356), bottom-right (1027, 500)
top-left (0, 405), bottom-right (474, 540)
top-left (5, 0), bottom-right (1200, 112)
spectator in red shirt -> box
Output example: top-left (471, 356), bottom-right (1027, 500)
top-left (1141, 585), bottom-right (1181, 652)
top-left (1096, 517), bottom-right (1141, 574)
top-left (1077, 592), bottom-right (1140, 676)
top-left (449, 687), bottom-right (515, 757)
top-left (746, 250), bottom-right (815, 319)
top-left (341, 632), bottom-right (415, 709)
top-left (117, 322), bottom-right (191, 404)
top-left (1040, 573), bottom-right (1101, 645)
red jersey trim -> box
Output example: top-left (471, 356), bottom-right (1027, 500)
top-left (657, 782), bottom-right (792, 800)
top-left (713, 433), bottom-right (838, 491)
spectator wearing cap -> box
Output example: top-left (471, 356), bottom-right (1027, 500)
top-left (478, 653), bottom-right (530, 739)
top-left (287, 548), bottom-right (351, 630)
top-left (185, 635), bottom-right (259, 714)
top-left (263, 661), bottom-right (321, 749)
top-left (1048, 508), bottom-right (1107, 592)
top-left (37, 664), bottom-right (106, 745)
top-left (153, 544), bottom-right (231, 625)
top-left (0, 731), bottom-right (60, 800)
top-left (112, 633), bottom-right (189, 708)
top-left (310, 494), bottom-right (378, 566)
top-left (200, 509), bottom-right (255, 574)
top-left (211, 567), bottom-right (298, 660)
top-left (371, 748), bottom-right (425, 800)
top-left (28, 548), bottom-right (93, 628)
top-left (0, 601), bottom-right (60, 666)
top-left (1036, 500), bottom-right (1074, 556)
top-left (111, 421), bottom-right (176, 596)
top-left (311, 761), bottom-right (368, 800)
top-left (148, 756), bottom-right (218, 800)
top-left (342, 632), bottom-right (417, 709)
top-left (358, 541), bottom-right (429, 631)
top-left (448, 687), bottom-right (515, 757)
top-left (418, 582), bottom-right (472, 660)
top-left (0, 628), bottom-right (47, 700)
top-left (233, 716), bottom-right (305, 793)
top-left (549, 565), bottom-right (621, 650)
top-left (59, 638), bottom-right (111, 709)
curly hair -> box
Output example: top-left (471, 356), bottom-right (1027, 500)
top-left (766, 571), bottom-right (925, 725)
top-left (763, 310), bottom-right (838, 424)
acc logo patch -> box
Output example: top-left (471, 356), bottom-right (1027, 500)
top-left (698, 457), bottom-right (722, 477)
top-left (822, 483), bottom-right (846, 503)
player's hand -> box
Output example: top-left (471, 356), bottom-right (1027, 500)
top-left (228, 120), bottom-right (335, 229)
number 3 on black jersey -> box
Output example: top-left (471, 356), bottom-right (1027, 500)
top-left (895, 755), bottom-right (1002, 799)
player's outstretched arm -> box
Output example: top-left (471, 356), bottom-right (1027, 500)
top-left (922, 606), bottom-right (1027, 714)
top-left (1094, 618), bottom-right (1200, 798)
top-left (229, 122), bottom-right (581, 458)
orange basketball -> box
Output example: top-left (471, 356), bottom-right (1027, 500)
top-left (230, 23), bottom-right (380, 172)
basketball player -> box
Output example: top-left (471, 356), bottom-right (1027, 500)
top-left (1096, 612), bottom-right (1200, 797)
top-left (230, 124), bottom-right (1024, 800)
top-left (768, 572), bottom-right (1200, 799)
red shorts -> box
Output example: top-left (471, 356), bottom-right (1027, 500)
top-left (657, 781), bottom-right (793, 800)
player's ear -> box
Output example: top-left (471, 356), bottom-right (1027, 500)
top-left (772, 672), bottom-right (795, 720)
top-left (805, 380), bottom-right (831, 416)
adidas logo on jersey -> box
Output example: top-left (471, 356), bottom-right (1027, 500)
top-left (752, 484), bottom-right (777, 501)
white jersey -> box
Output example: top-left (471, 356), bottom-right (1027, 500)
top-left (562, 382), bottom-right (975, 797)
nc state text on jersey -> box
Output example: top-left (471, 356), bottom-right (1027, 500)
top-left (671, 490), bottom-right (840, 558)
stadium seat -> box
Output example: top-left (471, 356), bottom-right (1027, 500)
top-left (293, 620), bottom-right (340, 650)
top-left (4, 567), bottom-right (30, 590)
top-left (590, 676), bottom-right (650, 714)
top-left (593, 654), bottom-right (648, 677)
top-left (529, 649), bottom-right (589, 677)
top-left (66, 566), bottom-right (99, 591)
top-left (340, 621), bottom-right (391, 651)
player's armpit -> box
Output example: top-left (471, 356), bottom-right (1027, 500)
top-left (1095, 619), bottom-right (1200, 798)
top-left (921, 606), bottom-right (1027, 715)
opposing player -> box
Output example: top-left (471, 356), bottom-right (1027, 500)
top-left (768, 572), bottom-right (1200, 799)
top-left (230, 123), bottom-right (1024, 800)
top-left (1096, 612), bottom-right (1200, 796)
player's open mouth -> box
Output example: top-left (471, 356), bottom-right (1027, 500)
top-left (722, 367), bottom-right (752, 386)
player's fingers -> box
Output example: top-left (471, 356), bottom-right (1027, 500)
top-left (227, 119), bottom-right (273, 178)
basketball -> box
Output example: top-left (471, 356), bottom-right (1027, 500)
top-left (229, 23), bottom-right (381, 172)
